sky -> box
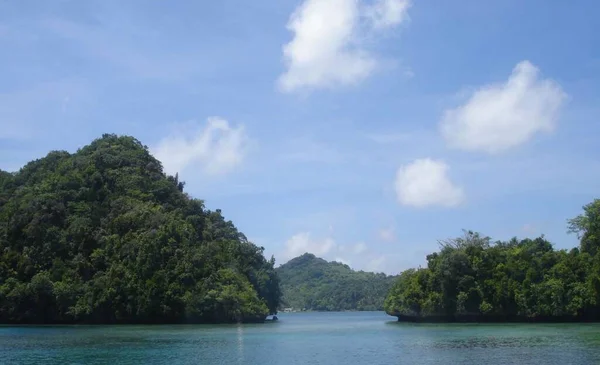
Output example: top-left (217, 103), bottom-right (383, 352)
top-left (1, 0), bottom-right (599, 274)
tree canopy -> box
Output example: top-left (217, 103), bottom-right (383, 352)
top-left (277, 253), bottom-right (397, 311)
top-left (0, 134), bottom-right (280, 324)
top-left (384, 200), bottom-right (600, 322)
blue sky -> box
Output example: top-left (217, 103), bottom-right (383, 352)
top-left (1, 0), bottom-right (599, 274)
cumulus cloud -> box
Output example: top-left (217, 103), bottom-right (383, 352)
top-left (278, 0), bottom-right (410, 92)
top-left (440, 60), bottom-right (567, 154)
top-left (395, 158), bottom-right (464, 208)
top-left (153, 117), bottom-right (248, 176)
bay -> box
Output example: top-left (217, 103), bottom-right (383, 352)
top-left (1, 311), bottom-right (600, 364)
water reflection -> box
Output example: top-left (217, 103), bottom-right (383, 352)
top-left (237, 324), bottom-right (244, 364)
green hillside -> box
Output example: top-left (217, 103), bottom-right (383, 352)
top-left (276, 253), bottom-right (397, 311)
top-left (0, 134), bottom-right (280, 324)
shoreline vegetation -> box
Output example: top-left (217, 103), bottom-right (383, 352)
top-left (0, 135), bottom-right (281, 324)
top-left (384, 201), bottom-right (600, 323)
top-left (389, 313), bottom-right (600, 323)
top-left (1, 134), bottom-right (599, 325)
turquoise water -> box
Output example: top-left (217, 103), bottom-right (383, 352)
top-left (1, 312), bottom-right (600, 364)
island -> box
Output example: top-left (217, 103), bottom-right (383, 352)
top-left (277, 253), bottom-right (397, 311)
top-left (0, 134), bottom-right (281, 324)
top-left (384, 201), bottom-right (600, 322)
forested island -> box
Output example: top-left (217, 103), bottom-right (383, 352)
top-left (277, 253), bottom-right (397, 311)
top-left (0, 135), bottom-right (280, 324)
top-left (384, 201), bottom-right (600, 322)
top-left (1, 134), bottom-right (599, 325)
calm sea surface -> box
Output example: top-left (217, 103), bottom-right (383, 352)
top-left (1, 311), bottom-right (600, 364)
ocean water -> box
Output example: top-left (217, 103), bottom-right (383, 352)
top-left (1, 312), bottom-right (600, 364)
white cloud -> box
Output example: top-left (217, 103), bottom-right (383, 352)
top-left (395, 158), bottom-right (464, 208)
top-left (153, 117), bottom-right (248, 176)
top-left (440, 60), bottom-right (567, 154)
top-left (282, 232), bottom-right (337, 262)
top-left (278, 0), bottom-right (410, 92)
top-left (366, 0), bottom-right (411, 29)
top-left (378, 226), bottom-right (395, 242)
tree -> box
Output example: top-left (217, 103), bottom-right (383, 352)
top-left (0, 134), bottom-right (281, 324)
top-left (568, 199), bottom-right (600, 256)
top-left (277, 253), bottom-right (397, 311)
top-left (384, 201), bottom-right (600, 322)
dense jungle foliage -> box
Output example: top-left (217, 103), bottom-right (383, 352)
top-left (384, 200), bottom-right (600, 322)
top-left (0, 134), bottom-right (281, 324)
top-left (277, 253), bottom-right (397, 311)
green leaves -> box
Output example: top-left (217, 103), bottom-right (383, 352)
top-left (568, 199), bottom-right (600, 256)
top-left (278, 253), bottom-right (397, 312)
top-left (385, 202), bottom-right (600, 322)
top-left (0, 134), bottom-right (281, 324)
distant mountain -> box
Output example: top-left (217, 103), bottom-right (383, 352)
top-left (276, 253), bottom-right (397, 311)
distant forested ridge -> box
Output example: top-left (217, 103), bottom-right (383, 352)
top-left (384, 200), bottom-right (600, 322)
top-left (276, 253), bottom-right (397, 311)
top-left (0, 134), bottom-right (281, 324)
